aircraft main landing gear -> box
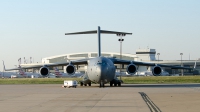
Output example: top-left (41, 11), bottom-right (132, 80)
top-left (100, 81), bottom-right (104, 88)
top-left (80, 82), bottom-right (83, 86)
top-left (88, 82), bottom-right (91, 86)
top-left (110, 80), bottom-right (122, 87)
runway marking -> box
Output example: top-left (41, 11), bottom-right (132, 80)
top-left (139, 92), bottom-right (161, 112)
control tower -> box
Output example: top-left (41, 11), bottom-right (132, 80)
top-left (136, 48), bottom-right (156, 61)
top-left (135, 48), bottom-right (156, 72)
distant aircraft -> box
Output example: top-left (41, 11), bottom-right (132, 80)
top-left (18, 65), bottom-right (40, 78)
top-left (47, 73), bottom-right (57, 78)
top-left (54, 67), bottom-right (83, 77)
top-left (0, 71), bottom-right (17, 78)
top-left (54, 67), bottom-right (68, 77)
top-left (1, 64), bottom-right (17, 78)
top-left (115, 70), bottom-right (169, 77)
top-left (4, 26), bottom-right (192, 87)
top-left (3, 61), bottom-right (40, 78)
top-left (115, 71), bottom-right (127, 77)
top-left (135, 70), bottom-right (169, 76)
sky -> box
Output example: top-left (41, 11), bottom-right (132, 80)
top-left (0, 0), bottom-right (200, 70)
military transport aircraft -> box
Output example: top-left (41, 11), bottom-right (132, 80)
top-left (4, 26), bottom-right (191, 87)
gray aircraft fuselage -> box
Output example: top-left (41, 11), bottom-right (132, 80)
top-left (87, 57), bottom-right (116, 84)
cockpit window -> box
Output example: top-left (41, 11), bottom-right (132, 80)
top-left (97, 62), bottom-right (102, 65)
top-left (97, 61), bottom-right (107, 66)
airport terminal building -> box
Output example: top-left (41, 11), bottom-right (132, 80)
top-left (39, 48), bottom-right (200, 75)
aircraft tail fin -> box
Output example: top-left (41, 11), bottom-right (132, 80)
top-left (65, 26), bottom-right (132, 57)
top-left (54, 67), bottom-right (62, 76)
top-left (54, 67), bottom-right (59, 71)
top-left (19, 69), bottom-right (25, 75)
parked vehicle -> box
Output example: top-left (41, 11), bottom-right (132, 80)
top-left (63, 80), bottom-right (78, 88)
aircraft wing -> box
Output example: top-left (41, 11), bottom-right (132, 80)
top-left (111, 58), bottom-right (192, 69)
top-left (4, 62), bottom-right (67, 71)
top-left (156, 64), bottom-right (192, 69)
top-left (4, 68), bottom-right (23, 71)
top-left (3, 59), bottom-right (88, 71)
top-left (111, 58), bottom-right (156, 66)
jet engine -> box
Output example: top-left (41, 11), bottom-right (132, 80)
top-left (66, 64), bottom-right (76, 75)
top-left (152, 66), bottom-right (162, 76)
top-left (39, 66), bottom-right (50, 76)
top-left (126, 64), bottom-right (137, 75)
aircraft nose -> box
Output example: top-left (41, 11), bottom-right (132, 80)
top-left (99, 64), bottom-right (109, 81)
top-left (96, 64), bottom-right (105, 76)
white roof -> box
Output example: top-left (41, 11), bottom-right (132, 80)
top-left (42, 52), bottom-right (137, 60)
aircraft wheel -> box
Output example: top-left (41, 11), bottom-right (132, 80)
top-left (84, 84), bottom-right (87, 86)
top-left (100, 81), bottom-right (104, 88)
top-left (110, 82), bottom-right (113, 87)
top-left (101, 82), bottom-right (105, 88)
top-left (80, 82), bottom-right (83, 86)
top-left (114, 83), bottom-right (117, 86)
top-left (88, 82), bottom-right (91, 86)
top-left (118, 82), bottom-right (121, 86)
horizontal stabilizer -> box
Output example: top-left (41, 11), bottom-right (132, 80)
top-left (101, 30), bottom-right (132, 35)
top-left (65, 30), bottom-right (132, 35)
top-left (65, 30), bottom-right (97, 35)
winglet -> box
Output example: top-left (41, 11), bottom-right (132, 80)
top-left (194, 61), bottom-right (196, 69)
top-left (2, 60), bottom-right (6, 71)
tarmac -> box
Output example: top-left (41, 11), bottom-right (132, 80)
top-left (1, 84), bottom-right (200, 112)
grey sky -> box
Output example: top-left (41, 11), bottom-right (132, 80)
top-left (0, 0), bottom-right (200, 70)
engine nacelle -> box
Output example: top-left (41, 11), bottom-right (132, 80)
top-left (152, 66), bottom-right (162, 76)
top-left (39, 66), bottom-right (49, 76)
top-left (126, 64), bottom-right (137, 75)
top-left (66, 64), bottom-right (76, 75)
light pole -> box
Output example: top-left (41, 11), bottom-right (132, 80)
top-left (24, 57), bottom-right (26, 64)
top-left (30, 57), bottom-right (32, 64)
top-left (180, 53), bottom-right (183, 76)
top-left (157, 53), bottom-right (160, 63)
top-left (117, 33), bottom-right (126, 80)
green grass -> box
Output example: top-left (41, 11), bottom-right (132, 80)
top-left (121, 76), bottom-right (200, 84)
top-left (0, 76), bottom-right (200, 84)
